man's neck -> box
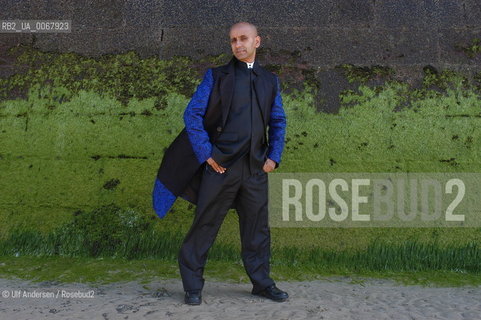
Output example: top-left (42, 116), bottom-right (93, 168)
top-left (238, 54), bottom-right (255, 64)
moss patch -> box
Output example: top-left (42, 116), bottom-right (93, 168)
top-left (455, 38), bottom-right (481, 59)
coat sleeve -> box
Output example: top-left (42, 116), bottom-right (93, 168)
top-left (183, 68), bottom-right (214, 164)
top-left (267, 75), bottom-right (287, 168)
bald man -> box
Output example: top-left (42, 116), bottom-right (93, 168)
top-left (153, 22), bottom-right (288, 305)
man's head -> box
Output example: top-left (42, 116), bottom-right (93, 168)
top-left (229, 22), bottom-right (260, 63)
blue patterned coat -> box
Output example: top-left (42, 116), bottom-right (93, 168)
top-left (152, 56), bottom-right (287, 218)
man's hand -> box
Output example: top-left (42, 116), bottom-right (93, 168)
top-left (207, 157), bottom-right (226, 174)
top-left (263, 158), bottom-right (277, 173)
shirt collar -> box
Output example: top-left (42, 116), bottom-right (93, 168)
top-left (246, 61), bottom-right (254, 69)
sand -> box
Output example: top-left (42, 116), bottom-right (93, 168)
top-left (0, 276), bottom-right (480, 320)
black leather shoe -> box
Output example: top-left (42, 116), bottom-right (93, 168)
top-left (184, 290), bottom-right (202, 305)
top-left (252, 285), bottom-right (289, 302)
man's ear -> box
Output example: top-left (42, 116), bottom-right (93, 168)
top-left (255, 36), bottom-right (261, 48)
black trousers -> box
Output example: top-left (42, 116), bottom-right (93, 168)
top-left (178, 153), bottom-right (275, 293)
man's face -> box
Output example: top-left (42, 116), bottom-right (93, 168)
top-left (229, 24), bottom-right (260, 63)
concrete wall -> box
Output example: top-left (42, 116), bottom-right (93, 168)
top-left (1, 0), bottom-right (481, 113)
top-left (1, 0), bottom-right (480, 65)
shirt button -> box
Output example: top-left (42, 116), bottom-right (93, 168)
top-left (216, 126), bottom-right (222, 132)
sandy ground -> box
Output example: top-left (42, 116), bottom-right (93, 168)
top-left (0, 277), bottom-right (480, 320)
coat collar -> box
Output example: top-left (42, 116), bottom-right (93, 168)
top-left (219, 56), bottom-right (267, 128)
top-left (222, 56), bottom-right (262, 76)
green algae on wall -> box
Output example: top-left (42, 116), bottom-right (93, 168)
top-left (455, 38), bottom-right (481, 59)
top-left (336, 63), bottom-right (395, 84)
top-left (280, 72), bottom-right (481, 173)
top-left (0, 46), bottom-right (203, 103)
top-left (0, 47), bottom-right (481, 237)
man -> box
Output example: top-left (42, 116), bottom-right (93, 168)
top-left (152, 22), bottom-right (288, 305)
